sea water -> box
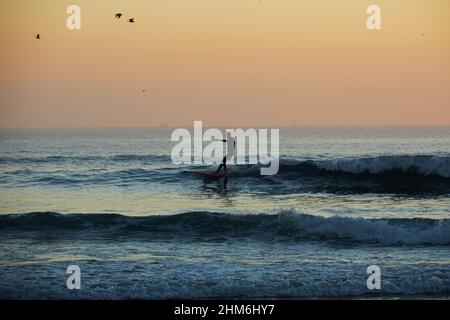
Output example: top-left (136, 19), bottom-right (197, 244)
top-left (0, 126), bottom-right (449, 298)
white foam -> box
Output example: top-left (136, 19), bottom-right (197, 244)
top-left (315, 155), bottom-right (450, 177)
top-left (275, 209), bottom-right (450, 245)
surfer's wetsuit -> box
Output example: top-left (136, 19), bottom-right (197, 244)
top-left (216, 134), bottom-right (236, 174)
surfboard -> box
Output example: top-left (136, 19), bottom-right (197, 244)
top-left (192, 170), bottom-right (224, 179)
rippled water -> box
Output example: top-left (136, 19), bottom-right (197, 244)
top-left (0, 126), bottom-right (449, 298)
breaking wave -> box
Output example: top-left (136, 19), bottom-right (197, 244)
top-left (1, 210), bottom-right (449, 245)
top-left (1, 154), bottom-right (449, 194)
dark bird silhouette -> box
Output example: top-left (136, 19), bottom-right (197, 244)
top-left (129, 18), bottom-right (135, 23)
top-left (36, 34), bottom-right (40, 39)
top-left (115, 13), bottom-right (122, 19)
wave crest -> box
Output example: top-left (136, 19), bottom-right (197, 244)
top-left (315, 155), bottom-right (450, 178)
top-left (1, 210), bottom-right (449, 245)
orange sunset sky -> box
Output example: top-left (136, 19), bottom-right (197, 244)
top-left (0, 0), bottom-right (449, 128)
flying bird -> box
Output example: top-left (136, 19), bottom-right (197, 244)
top-left (115, 13), bottom-right (122, 19)
top-left (129, 18), bottom-right (135, 23)
top-left (36, 34), bottom-right (40, 39)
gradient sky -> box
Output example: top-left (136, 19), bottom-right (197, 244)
top-left (1, 0), bottom-right (449, 127)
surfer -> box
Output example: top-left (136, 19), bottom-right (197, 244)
top-left (215, 132), bottom-right (236, 175)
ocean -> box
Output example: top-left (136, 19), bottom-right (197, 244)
top-left (0, 126), bottom-right (449, 299)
